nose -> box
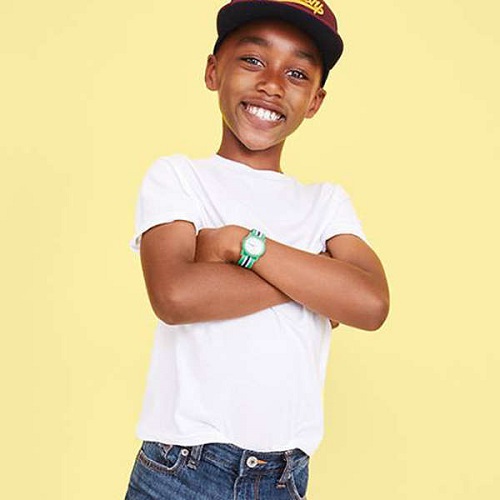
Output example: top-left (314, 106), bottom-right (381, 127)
top-left (256, 68), bottom-right (284, 98)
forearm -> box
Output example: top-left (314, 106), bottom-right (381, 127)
top-left (254, 243), bottom-right (383, 329)
top-left (165, 261), bottom-right (292, 325)
top-left (230, 227), bottom-right (388, 331)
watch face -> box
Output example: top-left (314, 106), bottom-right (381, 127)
top-left (244, 236), bottom-right (265, 257)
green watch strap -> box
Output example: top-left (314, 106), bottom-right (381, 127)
top-left (237, 229), bottom-right (266, 269)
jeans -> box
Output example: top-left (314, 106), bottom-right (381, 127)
top-left (124, 441), bottom-right (310, 499)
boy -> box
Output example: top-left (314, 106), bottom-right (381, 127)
top-left (124, 1), bottom-right (389, 499)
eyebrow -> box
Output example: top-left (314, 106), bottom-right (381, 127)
top-left (236, 35), bottom-right (319, 65)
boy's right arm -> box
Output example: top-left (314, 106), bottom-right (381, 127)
top-left (139, 220), bottom-right (293, 325)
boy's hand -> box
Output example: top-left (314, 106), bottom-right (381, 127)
top-left (195, 225), bottom-right (258, 263)
top-left (194, 228), bottom-right (227, 263)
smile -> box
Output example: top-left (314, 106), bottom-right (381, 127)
top-left (242, 102), bottom-right (286, 122)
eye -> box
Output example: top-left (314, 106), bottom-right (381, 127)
top-left (240, 56), bottom-right (264, 67)
top-left (287, 69), bottom-right (308, 80)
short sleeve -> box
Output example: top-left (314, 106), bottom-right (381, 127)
top-left (129, 156), bottom-right (203, 253)
top-left (321, 184), bottom-right (369, 244)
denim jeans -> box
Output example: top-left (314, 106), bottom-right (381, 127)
top-left (124, 441), bottom-right (310, 499)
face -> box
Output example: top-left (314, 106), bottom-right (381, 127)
top-left (205, 19), bottom-right (327, 156)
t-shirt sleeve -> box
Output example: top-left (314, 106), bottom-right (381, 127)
top-left (321, 183), bottom-right (369, 245)
top-left (129, 156), bottom-right (203, 253)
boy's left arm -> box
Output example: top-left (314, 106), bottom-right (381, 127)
top-left (222, 225), bottom-right (389, 331)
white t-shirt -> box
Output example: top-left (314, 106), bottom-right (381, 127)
top-left (129, 153), bottom-right (368, 458)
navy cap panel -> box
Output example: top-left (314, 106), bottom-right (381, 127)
top-left (213, 1), bottom-right (344, 85)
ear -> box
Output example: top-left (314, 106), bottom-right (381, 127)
top-left (305, 87), bottom-right (327, 119)
top-left (204, 54), bottom-right (219, 91)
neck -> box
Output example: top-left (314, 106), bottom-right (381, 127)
top-left (217, 126), bottom-right (285, 173)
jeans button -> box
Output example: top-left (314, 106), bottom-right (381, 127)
top-left (246, 456), bottom-right (258, 468)
top-left (181, 448), bottom-right (189, 456)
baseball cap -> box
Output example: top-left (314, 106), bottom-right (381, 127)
top-left (213, 0), bottom-right (344, 86)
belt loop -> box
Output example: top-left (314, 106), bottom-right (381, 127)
top-left (277, 449), bottom-right (294, 484)
top-left (187, 444), bottom-right (204, 470)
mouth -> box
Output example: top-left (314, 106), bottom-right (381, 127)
top-left (241, 102), bottom-right (286, 123)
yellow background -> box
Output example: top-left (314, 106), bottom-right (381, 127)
top-left (2, 0), bottom-right (499, 498)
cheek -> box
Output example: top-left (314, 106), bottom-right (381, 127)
top-left (216, 88), bottom-right (232, 115)
top-left (294, 91), bottom-right (319, 117)
top-left (288, 100), bottom-right (312, 122)
top-left (217, 79), bottom-right (238, 106)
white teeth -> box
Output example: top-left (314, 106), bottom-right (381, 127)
top-left (245, 104), bottom-right (283, 122)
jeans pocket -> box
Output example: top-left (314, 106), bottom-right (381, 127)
top-left (286, 459), bottom-right (309, 500)
top-left (136, 441), bottom-right (189, 476)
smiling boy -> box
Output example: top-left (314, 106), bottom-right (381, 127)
top-left (207, 18), bottom-right (326, 165)
top-left (124, 1), bottom-right (389, 499)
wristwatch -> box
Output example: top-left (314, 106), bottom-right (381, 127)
top-left (237, 229), bottom-right (266, 269)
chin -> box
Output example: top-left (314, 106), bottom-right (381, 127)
top-left (222, 120), bottom-right (286, 153)
top-left (241, 141), bottom-right (274, 152)
top-left (237, 133), bottom-right (284, 152)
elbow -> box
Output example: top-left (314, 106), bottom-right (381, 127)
top-left (149, 289), bottom-right (182, 326)
top-left (363, 295), bottom-right (390, 331)
top-left (157, 308), bottom-right (178, 326)
top-left (335, 293), bottom-right (389, 332)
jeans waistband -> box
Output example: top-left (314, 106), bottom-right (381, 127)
top-left (185, 442), bottom-right (309, 482)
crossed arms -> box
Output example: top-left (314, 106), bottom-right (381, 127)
top-left (139, 221), bottom-right (389, 331)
